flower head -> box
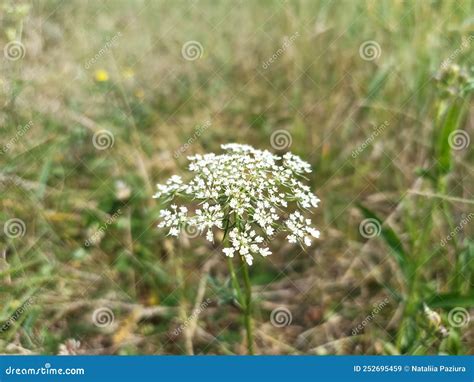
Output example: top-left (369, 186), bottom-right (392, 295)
top-left (94, 69), bottom-right (109, 82)
top-left (153, 143), bottom-right (320, 265)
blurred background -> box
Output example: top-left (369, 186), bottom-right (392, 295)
top-left (0, 0), bottom-right (473, 355)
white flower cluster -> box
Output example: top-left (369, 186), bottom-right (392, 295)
top-left (153, 144), bottom-right (320, 265)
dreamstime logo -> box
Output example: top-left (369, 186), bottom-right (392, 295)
top-left (85, 209), bottom-right (122, 247)
top-left (448, 307), bottom-right (470, 328)
top-left (4, 41), bottom-right (26, 61)
top-left (92, 307), bottom-right (114, 328)
top-left (270, 307), bottom-right (292, 327)
top-left (352, 298), bottom-right (390, 335)
top-left (261, 225), bottom-right (286, 247)
top-left (440, 35), bottom-right (474, 70)
top-left (181, 41), bottom-right (204, 61)
top-left (84, 32), bottom-right (122, 70)
top-left (359, 218), bottom-right (381, 239)
top-left (174, 120), bottom-right (211, 159)
top-left (183, 223), bottom-right (200, 239)
top-left (351, 121), bottom-right (389, 158)
top-left (448, 130), bottom-right (470, 151)
top-left (270, 130), bottom-right (292, 150)
top-left (1, 121), bottom-right (34, 155)
top-left (0, 296), bottom-right (35, 333)
top-left (92, 130), bottom-right (115, 150)
top-left (262, 32), bottom-right (299, 69)
top-left (440, 212), bottom-right (473, 247)
top-left (171, 298), bottom-right (211, 338)
top-left (5, 363), bottom-right (85, 376)
top-left (359, 40), bottom-right (381, 61)
top-left (4, 218), bottom-right (26, 238)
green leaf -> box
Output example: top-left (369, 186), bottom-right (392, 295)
top-left (37, 149), bottom-right (54, 199)
top-left (435, 100), bottom-right (465, 176)
top-left (414, 167), bottom-right (437, 184)
top-left (366, 65), bottom-right (392, 103)
top-left (358, 204), bottom-right (408, 277)
top-left (427, 293), bottom-right (474, 308)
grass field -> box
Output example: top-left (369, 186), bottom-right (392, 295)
top-left (0, 0), bottom-right (473, 355)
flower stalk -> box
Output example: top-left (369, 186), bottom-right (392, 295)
top-left (227, 252), bottom-right (254, 354)
top-left (241, 257), bottom-right (254, 355)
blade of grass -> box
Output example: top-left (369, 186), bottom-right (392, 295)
top-left (358, 204), bottom-right (409, 278)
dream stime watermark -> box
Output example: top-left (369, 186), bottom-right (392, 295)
top-left (440, 213), bottom-right (473, 247)
top-left (262, 32), bottom-right (299, 70)
top-left (352, 297), bottom-right (390, 335)
top-left (0, 296), bottom-right (36, 333)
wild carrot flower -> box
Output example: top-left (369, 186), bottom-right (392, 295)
top-left (154, 143), bottom-right (320, 354)
top-left (153, 143), bottom-right (320, 265)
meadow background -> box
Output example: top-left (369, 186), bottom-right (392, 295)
top-left (0, 0), bottom-right (473, 355)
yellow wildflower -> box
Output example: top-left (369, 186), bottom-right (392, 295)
top-left (94, 69), bottom-right (109, 82)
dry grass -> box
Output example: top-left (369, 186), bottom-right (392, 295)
top-left (0, 0), bottom-right (473, 355)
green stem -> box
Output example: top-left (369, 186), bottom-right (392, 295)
top-left (241, 257), bottom-right (254, 355)
top-left (437, 177), bottom-right (461, 289)
top-left (227, 257), bottom-right (244, 307)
